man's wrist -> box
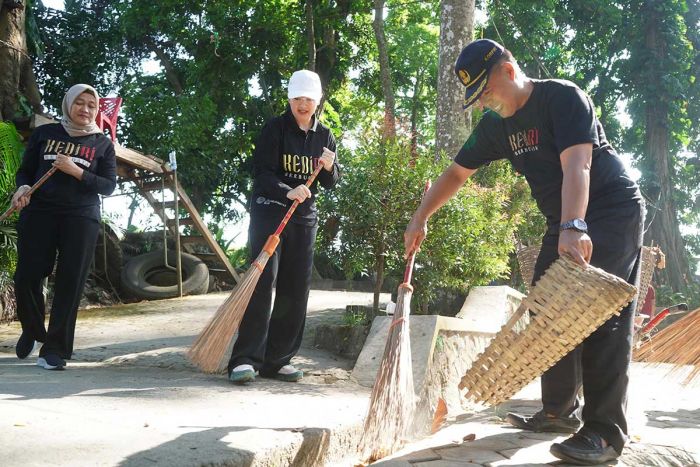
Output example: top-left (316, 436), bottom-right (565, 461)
top-left (559, 218), bottom-right (588, 233)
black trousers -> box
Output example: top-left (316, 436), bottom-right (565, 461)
top-left (532, 201), bottom-right (643, 454)
top-left (227, 210), bottom-right (317, 375)
top-left (14, 210), bottom-right (99, 359)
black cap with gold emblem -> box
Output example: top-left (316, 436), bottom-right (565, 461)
top-left (454, 39), bottom-right (504, 109)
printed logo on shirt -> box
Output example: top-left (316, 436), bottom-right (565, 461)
top-left (42, 138), bottom-right (97, 168)
top-left (508, 128), bottom-right (540, 157)
top-left (256, 196), bottom-right (286, 207)
top-left (282, 154), bottom-right (318, 180)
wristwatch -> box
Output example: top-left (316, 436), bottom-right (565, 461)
top-left (559, 218), bottom-right (588, 233)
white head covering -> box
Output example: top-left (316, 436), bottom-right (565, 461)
top-left (61, 84), bottom-right (103, 137)
top-left (287, 70), bottom-right (323, 103)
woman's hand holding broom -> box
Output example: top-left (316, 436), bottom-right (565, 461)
top-left (1, 166), bottom-right (59, 222)
top-left (11, 185), bottom-right (32, 211)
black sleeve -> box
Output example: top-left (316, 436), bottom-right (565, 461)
top-left (550, 85), bottom-right (599, 154)
top-left (454, 115), bottom-right (503, 169)
top-left (81, 139), bottom-right (117, 196)
top-left (317, 130), bottom-right (340, 189)
top-left (16, 129), bottom-right (41, 188)
top-left (252, 119), bottom-right (293, 198)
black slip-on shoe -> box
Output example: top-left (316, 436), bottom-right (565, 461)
top-left (37, 354), bottom-right (66, 371)
top-left (506, 410), bottom-right (580, 434)
top-left (550, 428), bottom-right (620, 465)
top-left (15, 332), bottom-right (37, 359)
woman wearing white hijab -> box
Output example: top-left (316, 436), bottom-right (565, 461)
top-left (11, 84), bottom-right (117, 370)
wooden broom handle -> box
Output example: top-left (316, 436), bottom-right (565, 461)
top-left (402, 180), bottom-right (432, 286)
top-left (0, 167), bottom-right (58, 222)
top-left (261, 162), bottom-right (326, 255)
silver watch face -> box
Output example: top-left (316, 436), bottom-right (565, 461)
top-left (573, 219), bottom-right (587, 231)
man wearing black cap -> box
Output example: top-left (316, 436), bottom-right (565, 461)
top-left (405, 39), bottom-right (643, 465)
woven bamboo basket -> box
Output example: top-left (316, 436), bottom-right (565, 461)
top-left (516, 244), bottom-right (541, 293)
top-left (459, 256), bottom-right (637, 406)
top-left (634, 246), bottom-right (665, 316)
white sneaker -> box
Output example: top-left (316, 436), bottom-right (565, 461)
top-left (229, 364), bottom-right (255, 383)
top-left (276, 365), bottom-right (303, 382)
top-left (278, 365), bottom-right (298, 375)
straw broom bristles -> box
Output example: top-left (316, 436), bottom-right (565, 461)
top-left (635, 307), bottom-right (700, 384)
top-left (187, 247), bottom-right (275, 373)
top-left (359, 282), bottom-right (416, 462)
top-left (358, 181), bottom-right (429, 462)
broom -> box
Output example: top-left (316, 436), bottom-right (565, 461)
top-left (188, 163), bottom-right (325, 373)
top-left (0, 166), bottom-right (58, 222)
top-left (358, 181), bottom-right (430, 462)
top-left (635, 306), bottom-right (700, 385)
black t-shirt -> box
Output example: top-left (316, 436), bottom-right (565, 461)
top-left (16, 123), bottom-right (117, 220)
top-left (250, 109), bottom-right (340, 226)
top-left (455, 79), bottom-right (641, 227)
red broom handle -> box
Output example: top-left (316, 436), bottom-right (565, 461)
top-left (640, 308), bottom-right (671, 335)
top-left (402, 180), bottom-right (432, 286)
top-left (261, 162), bottom-right (325, 255)
top-left (0, 166), bottom-right (58, 222)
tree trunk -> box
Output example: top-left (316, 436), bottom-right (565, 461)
top-left (410, 69), bottom-right (422, 160)
top-left (642, 4), bottom-right (692, 291)
top-left (145, 37), bottom-right (184, 95)
top-left (314, 0), bottom-right (352, 112)
top-left (372, 0), bottom-right (396, 139)
top-left (435, 0), bottom-right (475, 160)
top-left (305, 0), bottom-right (316, 71)
top-left (0, 3), bottom-right (30, 120)
top-left (373, 239), bottom-right (386, 312)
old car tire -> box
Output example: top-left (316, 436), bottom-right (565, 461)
top-left (121, 250), bottom-right (209, 300)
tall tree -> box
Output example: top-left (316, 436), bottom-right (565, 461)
top-left (0, 0), bottom-right (42, 120)
top-left (622, 0), bottom-right (699, 291)
top-left (372, 0), bottom-right (396, 138)
top-left (435, 0), bottom-right (475, 160)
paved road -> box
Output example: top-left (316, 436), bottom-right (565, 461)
top-left (1, 290), bottom-right (698, 466)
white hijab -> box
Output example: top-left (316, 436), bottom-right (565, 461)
top-left (60, 84), bottom-right (103, 137)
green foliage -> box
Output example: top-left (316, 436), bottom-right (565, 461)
top-left (226, 246), bottom-right (249, 272)
top-left (318, 132), bottom-right (523, 312)
top-left (343, 308), bottom-right (369, 327)
top-left (0, 122), bottom-right (22, 319)
top-left (33, 0), bottom-right (376, 224)
top-left (0, 123), bottom-right (23, 213)
top-left (654, 282), bottom-right (700, 310)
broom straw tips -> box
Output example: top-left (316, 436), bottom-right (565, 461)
top-left (187, 249), bottom-right (272, 373)
top-left (635, 307), bottom-right (700, 385)
top-left (359, 284), bottom-right (416, 461)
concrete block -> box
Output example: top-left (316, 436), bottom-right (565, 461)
top-left (351, 315), bottom-right (492, 394)
top-left (456, 286), bottom-right (526, 333)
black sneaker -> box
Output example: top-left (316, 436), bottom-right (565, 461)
top-left (37, 354), bottom-right (66, 371)
top-left (550, 428), bottom-right (620, 465)
top-left (15, 332), bottom-right (36, 359)
top-left (506, 410), bottom-right (580, 433)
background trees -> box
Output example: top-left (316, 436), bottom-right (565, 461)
top-left (1, 0), bottom-right (698, 310)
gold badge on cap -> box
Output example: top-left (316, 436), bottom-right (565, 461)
top-left (458, 69), bottom-right (470, 86)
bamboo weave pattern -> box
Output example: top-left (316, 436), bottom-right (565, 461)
top-left (459, 256), bottom-right (637, 406)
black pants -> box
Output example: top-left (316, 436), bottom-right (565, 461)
top-left (227, 211), bottom-right (317, 375)
top-left (14, 210), bottom-right (99, 359)
top-left (533, 201), bottom-right (643, 454)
